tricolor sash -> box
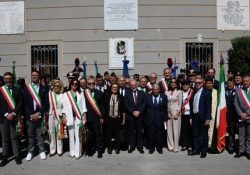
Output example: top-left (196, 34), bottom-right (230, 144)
top-left (49, 91), bottom-right (59, 120)
top-left (181, 89), bottom-right (193, 113)
top-left (26, 84), bottom-right (42, 109)
top-left (161, 78), bottom-right (168, 92)
top-left (66, 91), bottom-right (82, 120)
top-left (238, 89), bottom-right (250, 110)
top-left (0, 85), bottom-right (16, 111)
top-left (85, 89), bottom-right (101, 117)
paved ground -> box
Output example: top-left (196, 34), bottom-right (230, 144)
top-left (1, 148), bottom-right (249, 175)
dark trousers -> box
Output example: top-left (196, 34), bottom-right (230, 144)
top-left (128, 118), bottom-right (143, 150)
top-left (106, 117), bottom-right (121, 150)
top-left (192, 114), bottom-right (208, 155)
top-left (180, 115), bottom-right (192, 148)
top-left (0, 119), bottom-right (19, 158)
top-left (238, 121), bottom-right (250, 155)
top-left (227, 121), bottom-right (236, 151)
top-left (147, 123), bottom-right (164, 151)
top-left (27, 120), bottom-right (45, 153)
top-left (87, 121), bottom-right (103, 153)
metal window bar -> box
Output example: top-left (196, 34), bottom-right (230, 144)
top-left (185, 43), bottom-right (213, 77)
top-left (31, 45), bottom-right (58, 81)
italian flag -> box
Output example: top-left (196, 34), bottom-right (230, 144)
top-left (216, 64), bottom-right (227, 152)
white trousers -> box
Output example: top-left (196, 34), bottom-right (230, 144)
top-left (49, 116), bottom-right (63, 155)
top-left (68, 122), bottom-right (82, 158)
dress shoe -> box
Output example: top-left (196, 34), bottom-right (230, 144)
top-left (107, 148), bottom-right (112, 154)
top-left (97, 152), bottom-right (103, 158)
top-left (58, 153), bottom-right (63, 157)
top-left (234, 152), bottom-right (245, 158)
top-left (181, 147), bottom-right (187, 151)
top-left (138, 149), bottom-right (144, 154)
top-left (115, 149), bottom-right (120, 154)
top-left (128, 148), bottom-right (135, 153)
top-left (188, 151), bottom-right (200, 156)
top-left (0, 157), bottom-right (8, 167)
top-left (200, 154), bottom-right (207, 158)
top-left (49, 152), bottom-right (56, 157)
top-left (149, 150), bottom-right (154, 154)
top-left (157, 149), bottom-right (163, 154)
top-left (246, 154), bottom-right (250, 160)
top-left (228, 150), bottom-right (234, 155)
top-left (15, 157), bottom-right (22, 165)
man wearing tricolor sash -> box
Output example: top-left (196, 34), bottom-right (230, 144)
top-left (234, 75), bottom-right (250, 160)
top-left (0, 72), bottom-right (22, 166)
top-left (159, 68), bottom-right (172, 94)
top-left (84, 77), bottom-right (105, 158)
top-left (48, 80), bottom-right (65, 157)
top-left (62, 78), bottom-right (87, 159)
top-left (22, 70), bottom-right (49, 161)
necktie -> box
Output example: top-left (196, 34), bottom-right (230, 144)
top-left (133, 91), bottom-right (137, 104)
top-left (154, 96), bottom-right (157, 105)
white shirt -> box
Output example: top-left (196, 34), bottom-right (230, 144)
top-left (152, 95), bottom-right (160, 105)
top-left (182, 90), bottom-right (191, 115)
top-left (193, 87), bottom-right (203, 114)
top-left (120, 88), bottom-right (125, 96)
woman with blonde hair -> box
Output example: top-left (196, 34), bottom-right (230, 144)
top-left (48, 79), bottom-right (65, 156)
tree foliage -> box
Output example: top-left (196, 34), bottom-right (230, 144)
top-left (228, 36), bottom-right (250, 75)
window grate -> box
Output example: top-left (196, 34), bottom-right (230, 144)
top-left (31, 45), bottom-right (58, 81)
top-left (186, 43), bottom-right (213, 76)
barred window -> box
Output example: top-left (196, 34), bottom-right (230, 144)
top-left (31, 45), bottom-right (58, 80)
top-left (186, 43), bottom-right (213, 76)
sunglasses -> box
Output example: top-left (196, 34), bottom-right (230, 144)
top-left (53, 84), bottom-right (60, 87)
top-left (72, 82), bottom-right (78, 86)
top-left (88, 83), bottom-right (95, 85)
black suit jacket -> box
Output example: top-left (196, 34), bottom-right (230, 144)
top-left (124, 90), bottom-right (146, 121)
top-left (190, 88), bottom-right (212, 122)
top-left (226, 89), bottom-right (237, 123)
top-left (22, 84), bottom-right (49, 120)
top-left (213, 79), bottom-right (219, 90)
top-left (145, 93), bottom-right (168, 128)
top-left (85, 89), bottom-right (105, 123)
top-left (0, 86), bottom-right (22, 122)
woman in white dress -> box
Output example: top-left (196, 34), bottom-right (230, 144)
top-left (62, 78), bottom-right (87, 159)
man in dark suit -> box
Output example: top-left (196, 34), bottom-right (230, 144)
top-left (125, 79), bottom-right (146, 154)
top-left (118, 76), bottom-right (129, 98)
top-left (189, 77), bottom-right (212, 158)
top-left (85, 77), bottom-right (105, 158)
top-left (22, 70), bottom-right (49, 161)
top-left (0, 72), bottom-right (22, 166)
top-left (145, 84), bottom-right (168, 154)
top-left (207, 68), bottom-right (219, 90)
top-left (225, 78), bottom-right (237, 154)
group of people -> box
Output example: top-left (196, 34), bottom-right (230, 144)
top-left (0, 66), bottom-right (249, 167)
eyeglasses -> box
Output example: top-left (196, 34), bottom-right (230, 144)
top-left (53, 85), bottom-right (60, 87)
top-left (171, 81), bottom-right (176, 83)
top-left (88, 83), bottom-right (95, 85)
top-left (72, 82), bottom-right (78, 86)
